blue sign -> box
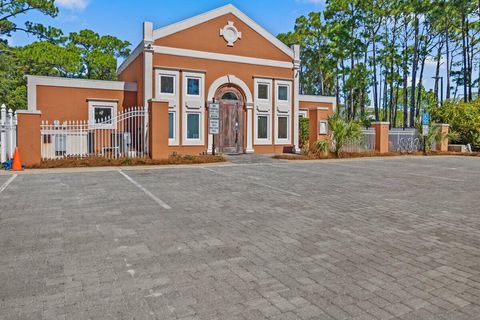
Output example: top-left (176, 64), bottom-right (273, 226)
top-left (422, 112), bottom-right (430, 125)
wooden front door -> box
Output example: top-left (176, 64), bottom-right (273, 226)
top-left (215, 88), bottom-right (244, 154)
top-left (219, 101), bottom-right (242, 153)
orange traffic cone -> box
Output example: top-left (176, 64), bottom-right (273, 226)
top-left (12, 147), bottom-right (23, 171)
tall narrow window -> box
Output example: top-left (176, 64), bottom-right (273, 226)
top-left (168, 112), bottom-right (175, 140)
top-left (186, 113), bottom-right (200, 139)
top-left (257, 115), bottom-right (269, 139)
top-left (278, 85), bottom-right (289, 101)
top-left (258, 83), bottom-right (269, 100)
top-left (277, 116), bottom-right (288, 139)
top-left (160, 75), bottom-right (175, 94)
top-left (187, 77), bottom-right (200, 96)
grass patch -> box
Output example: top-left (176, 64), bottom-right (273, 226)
top-left (30, 154), bottom-right (225, 169)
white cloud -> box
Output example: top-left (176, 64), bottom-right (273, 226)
top-left (56, 0), bottom-right (89, 11)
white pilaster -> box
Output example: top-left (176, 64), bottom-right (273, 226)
top-left (246, 103), bottom-right (254, 153)
top-left (143, 22), bottom-right (154, 107)
top-left (0, 104), bottom-right (6, 163)
top-left (292, 44), bottom-right (301, 154)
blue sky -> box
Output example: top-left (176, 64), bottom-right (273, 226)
top-left (9, 0), bottom-right (452, 97)
top-left (10, 0), bottom-right (326, 47)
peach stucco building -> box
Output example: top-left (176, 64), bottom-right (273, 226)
top-left (25, 4), bottom-right (335, 158)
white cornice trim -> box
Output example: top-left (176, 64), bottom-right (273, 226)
top-left (153, 45), bottom-right (293, 69)
top-left (299, 95), bottom-right (336, 103)
top-left (152, 4), bottom-right (294, 59)
top-left (26, 75), bottom-right (137, 112)
top-left (27, 75), bottom-right (137, 91)
top-left (117, 41), bottom-right (144, 75)
top-left (299, 94), bottom-right (337, 112)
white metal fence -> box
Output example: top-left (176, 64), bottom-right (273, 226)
top-left (0, 104), bottom-right (17, 163)
top-left (341, 128), bottom-right (376, 152)
top-left (40, 107), bottom-right (148, 160)
top-left (388, 128), bottom-right (422, 153)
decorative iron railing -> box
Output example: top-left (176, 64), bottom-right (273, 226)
top-left (40, 107), bottom-right (148, 160)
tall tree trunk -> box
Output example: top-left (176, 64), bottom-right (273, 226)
top-left (410, 14), bottom-right (419, 127)
top-left (445, 24), bottom-right (451, 99)
top-left (388, 16), bottom-right (398, 128)
top-left (416, 56), bottom-right (426, 119)
top-left (372, 35), bottom-right (379, 121)
top-left (402, 19), bottom-right (409, 129)
top-left (461, 11), bottom-right (468, 102)
top-left (466, 17), bottom-right (472, 101)
top-left (434, 39), bottom-right (444, 103)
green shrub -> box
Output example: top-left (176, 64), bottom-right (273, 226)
top-left (313, 140), bottom-right (330, 158)
top-left (429, 99), bottom-right (480, 150)
top-left (328, 113), bottom-right (362, 158)
top-left (299, 117), bottom-right (309, 149)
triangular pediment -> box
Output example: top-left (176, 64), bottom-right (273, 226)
top-left (152, 4), bottom-right (294, 61)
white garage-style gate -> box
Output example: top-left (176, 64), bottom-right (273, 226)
top-left (40, 107), bottom-right (148, 160)
top-left (0, 104), bottom-right (17, 164)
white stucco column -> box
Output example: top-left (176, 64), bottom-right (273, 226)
top-left (245, 103), bottom-right (254, 153)
top-left (143, 22), bottom-right (154, 154)
top-left (292, 45), bottom-right (301, 154)
top-left (207, 101), bottom-right (213, 154)
top-left (143, 22), bottom-right (154, 107)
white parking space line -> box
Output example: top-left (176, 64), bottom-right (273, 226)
top-left (118, 170), bottom-right (171, 210)
top-left (0, 174), bottom-right (17, 195)
top-left (202, 167), bottom-right (302, 197)
top-left (403, 172), bottom-right (464, 182)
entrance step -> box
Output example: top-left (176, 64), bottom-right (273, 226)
top-left (224, 153), bottom-right (278, 164)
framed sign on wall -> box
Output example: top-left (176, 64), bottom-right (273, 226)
top-left (319, 120), bottom-right (328, 135)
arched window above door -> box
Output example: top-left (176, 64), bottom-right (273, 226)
top-left (221, 91), bottom-right (239, 101)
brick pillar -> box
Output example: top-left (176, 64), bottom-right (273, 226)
top-left (148, 99), bottom-right (170, 160)
top-left (308, 109), bottom-right (319, 150)
top-left (372, 122), bottom-right (390, 154)
top-left (436, 124), bottom-right (449, 152)
top-left (16, 110), bottom-right (42, 166)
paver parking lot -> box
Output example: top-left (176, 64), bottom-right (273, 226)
top-left (1, 156), bottom-right (480, 320)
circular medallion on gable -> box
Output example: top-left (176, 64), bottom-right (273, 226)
top-left (220, 21), bottom-right (242, 47)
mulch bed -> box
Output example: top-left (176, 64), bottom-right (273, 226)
top-left (30, 154), bottom-right (225, 169)
top-left (273, 151), bottom-right (479, 161)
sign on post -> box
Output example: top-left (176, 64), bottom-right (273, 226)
top-left (422, 112), bottom-right (430, 125)
top-left (422, 111), bottom-right (430, 137)
top-left (208, 103), bottom-right (220, 135)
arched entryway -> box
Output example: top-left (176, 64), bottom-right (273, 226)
top-left (207, 75), bottom-right (254, 154)
top-left (214, 86), bottom-right (244, 154)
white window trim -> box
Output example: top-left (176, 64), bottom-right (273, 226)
top-left (255, 113), bottom-right (270, 143)
top-left (159, 75), bottom-right (176, 96)
top-left (184, 111), bottom-right (202, 142)
top-left (274, 80), bottom-right (292, 145)
top-left (275, 80), bottom-right (292, 107)
top-left (299, 109), bottom-right (308, 118)
top-left (254, 78), bottom-right (273, 145)
top-left (275, 114), bottom-right (290, 145)
top-left (186, 76), bottom-right (201, 97)
top-left (168, 111), bottom-right (176, 143)
top-left (182, 71), bottom-right (205, 146)
top-left (88, 100), bottom-right (117, 129)
top-left (155, 69), bottom-right (180, 145)
top-left (257, 82), bottom-right (270, 101)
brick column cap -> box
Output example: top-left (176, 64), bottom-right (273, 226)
top-left (148, 99), bottom-right (170, 104)
top-left (372, 121), bottom-right (390, 125)
top-left (436, 123), bottom-right (449, 127)
top-left (16, 110), bottom-right (42, 115)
